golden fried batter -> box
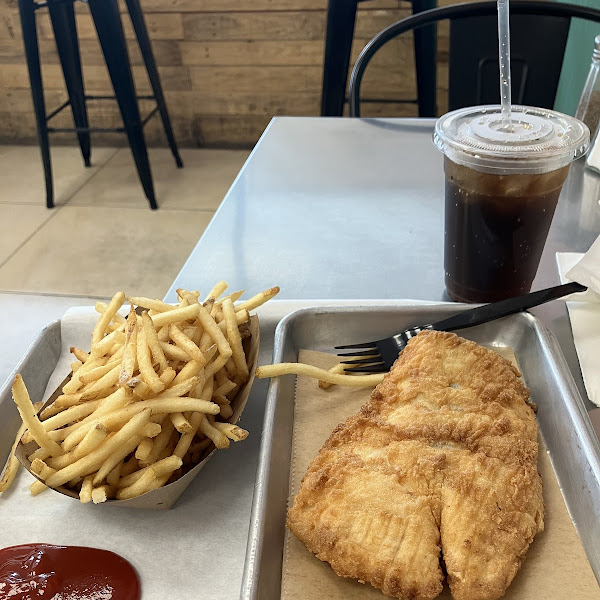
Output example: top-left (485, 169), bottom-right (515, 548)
top-left (287, 331), bottom-right (544, 600)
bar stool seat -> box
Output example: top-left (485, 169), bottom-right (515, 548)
top-left (18, 0), bottom-right (183, 209)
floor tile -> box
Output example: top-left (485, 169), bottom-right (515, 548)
top-left (67, 148), bottom-right (250, 210)
top-left (0, 204), bottom-right (56, 265)
top-left (0, 293), bottom-right (106, 391)
top-left (0, 206), bottom-right (214, 298)
top-left (0, 145), bottom-right (118, 206)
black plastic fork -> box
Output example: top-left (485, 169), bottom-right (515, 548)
top-left (335, 281), bottom-right (587, 373)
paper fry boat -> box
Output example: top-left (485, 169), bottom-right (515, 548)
top-left (15, 316), bottom-right (259, 509)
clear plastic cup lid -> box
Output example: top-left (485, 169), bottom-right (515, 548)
top-left (433, 105), bottom-right (590, 174)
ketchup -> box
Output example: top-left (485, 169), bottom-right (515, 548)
top-left (0, 544), bottom-right (140, 600)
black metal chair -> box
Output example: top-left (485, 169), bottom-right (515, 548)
top-left (321, 0), bottom-right (437, 118)
top-left (348, 0), bottom-right (600, 118)
top-left (18, 0), bottom-right (183, 209)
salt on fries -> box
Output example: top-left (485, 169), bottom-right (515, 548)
top-left (0, 284), bottom-right (278, 503)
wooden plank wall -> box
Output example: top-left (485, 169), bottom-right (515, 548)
top-left (0, 0), bottom-right (460, 147)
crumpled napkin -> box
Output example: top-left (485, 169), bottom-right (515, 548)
top-left (557, 235), bottom-right (600, 408)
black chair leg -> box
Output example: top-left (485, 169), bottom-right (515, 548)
top-left (321, 0), bottom-right (359, 116)
top-left (48, 0), bottom-right (91, 167)
top-left (412, 0), bottom-right (437, 117)
top-left (18, 0), bottom-right (53, 208)
top-left (87, 0), bottom-right (157, 209)
top-left (125, 0), bottom-right (183, 168)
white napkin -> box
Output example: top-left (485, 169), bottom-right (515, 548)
top-left (565, 234), bottom-right (600, 301)
top-left (557, 240), bottom-right (600, 408)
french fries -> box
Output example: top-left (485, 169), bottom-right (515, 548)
top-left (0, 402), bottom-right (41, 494)
top-left (0, 422), bottom-right (27, 493)
top-left (4, 284), bottom-right (278, 503)
top-left (317, 358), bottom-right (379, 389)
top-left (12, 375), bottom-right (62, 456)
top-left (255, 363), bottom-right (385, 387)
top-left (318, 362), bottom-right (348, 389)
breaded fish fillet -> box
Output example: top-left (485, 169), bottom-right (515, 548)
top-left (287, 331), bottom-right (544, 600)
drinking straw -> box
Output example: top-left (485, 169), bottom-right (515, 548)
top-left (497, 0), bottom-right (513, 130)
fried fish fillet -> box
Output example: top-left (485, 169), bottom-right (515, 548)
top-left (287, 331), bottom-right (544, 600)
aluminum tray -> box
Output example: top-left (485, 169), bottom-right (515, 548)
top-left (241, 304), bottom-right (600, 600)
top-left (0, 321), bottom-right (61, 464)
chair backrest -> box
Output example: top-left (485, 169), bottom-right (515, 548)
top-left (449, 13), bottom-right (570, 110)
top-left (348, 0), bottom-right (600, 118)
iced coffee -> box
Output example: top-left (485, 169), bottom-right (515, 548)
top-left (434, 106), bottom-right (589, 303)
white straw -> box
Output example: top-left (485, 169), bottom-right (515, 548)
top-left (497, 0), bottom-right (513, 131)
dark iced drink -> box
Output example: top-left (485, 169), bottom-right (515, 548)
top-left (444, 158), bottom-right (570, 302)
top-left (434, 105), bottom-right (590, 303)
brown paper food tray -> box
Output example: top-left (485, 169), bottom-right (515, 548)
top-left (281, 349), bottom-right (600, 600)
top-left (14, 315), bottom-right (259, 509)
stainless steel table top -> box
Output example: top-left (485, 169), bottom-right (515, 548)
top-left (167, 117), bottom-right (446, 301)
top-left (167, 116), bottom-right (600, 409)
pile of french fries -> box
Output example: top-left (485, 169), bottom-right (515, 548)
top-left (1, 283), bottom-right (278, 503)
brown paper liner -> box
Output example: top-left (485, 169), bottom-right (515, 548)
top-left (15, 316), bottom-right (260, 510)
top-left (281, 349), bottom-right (600, 600)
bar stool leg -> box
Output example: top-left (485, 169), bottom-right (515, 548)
top-left (412, 0), bottom-right (437, 117)
top-left (18, 0), bottom-right (53, 208)
top-left (125, 0), bottom-right (183, 168)
top-left (48, 0), bottom-right (91, 167)
top-left (87, 0), bottom-right (158, 209)
top-left (321, 0), bottom-right (359, 117)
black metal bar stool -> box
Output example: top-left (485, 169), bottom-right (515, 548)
top-left (321, 0), bottom-right (437, 117)
top-left (18, 0), bottom-right (183, 209)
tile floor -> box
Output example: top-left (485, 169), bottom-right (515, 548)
top-left (0, 144), bottom-right (250, 387)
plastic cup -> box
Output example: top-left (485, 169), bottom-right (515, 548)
top-left (433, 105), bottom-right (590, 303)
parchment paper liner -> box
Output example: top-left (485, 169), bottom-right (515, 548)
top-left (281, 349), bottom-right (600, 600)
top-left (14, 316), bottom-right (259, 510)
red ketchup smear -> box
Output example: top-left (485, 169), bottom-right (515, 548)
top-left (0, 544), bottom-right (140, 600)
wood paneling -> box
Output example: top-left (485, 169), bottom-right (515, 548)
top-left (187, 114), bottom-right (272, 146)
top-left (36, 12), bottom-right (184, 41)
top-left (0, 0), bottom-right (466, 147)
top-left (190, 66), bottom-right (322, 93)
top-left (182, 9), bottom-right (410, 42)
top-left (0, 37), bottom-right (182, 66)
top-left (180, 40), bottom-right (324, 66)
top-left (164, 91), bottom-right (321, 116)
top-left (182, 12), bottom-right (325, 42)
top-left (113, 0), bottom-right (409, 13)
top-left (0, 63), bottom-right (191, 91)
top-left (180, 37), bottom-right (420, 67)
top-left (0, 13), bottom-right (20, 39)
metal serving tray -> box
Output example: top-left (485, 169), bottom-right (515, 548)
top-left (0, 321), bottom-right (61, 464)
top-left (240, 304), bottom-right (600, 600)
